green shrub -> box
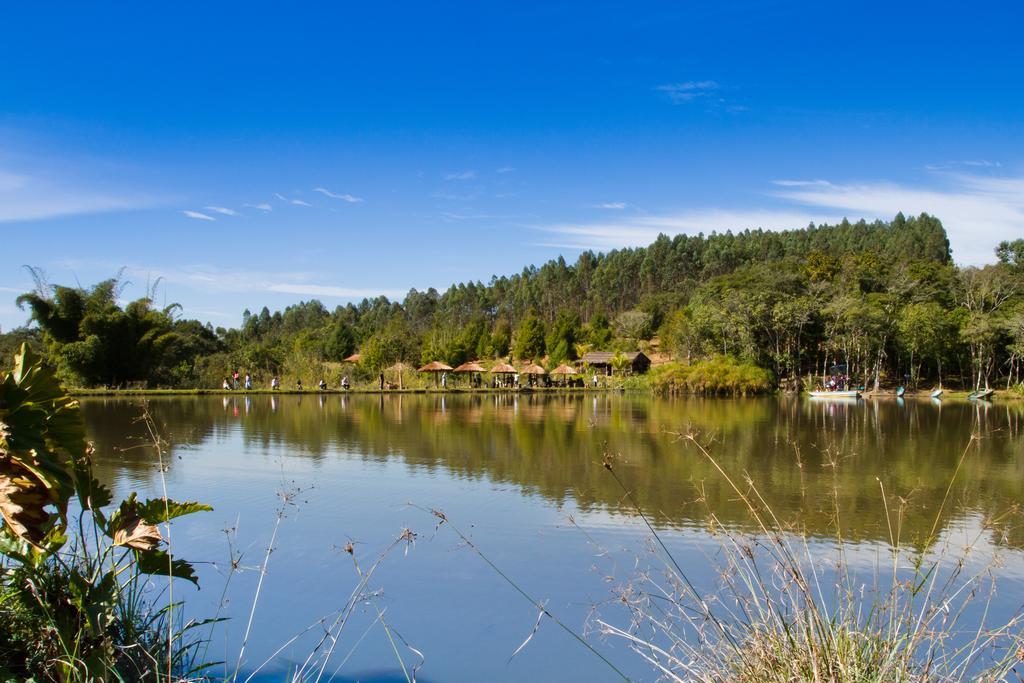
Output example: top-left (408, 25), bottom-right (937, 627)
top-left (648, 357), bottom-right (775, 396)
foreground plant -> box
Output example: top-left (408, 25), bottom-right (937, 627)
top-left (594, 434), bottom-right (1024, 682)
top-left (0, 343), bottom-right (211, 681)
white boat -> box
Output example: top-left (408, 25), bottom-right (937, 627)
top-left (808, 390), bottom-right (861, 399)
top-left (930, 388), bottom-right (943, 398)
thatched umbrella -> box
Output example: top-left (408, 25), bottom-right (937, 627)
top-left (418, 361), bottom-right (453, 387)
top-left (489, 362), bottom-right (517, 388)
top-left (342, 353), bottom-right (361, 363)
top-left (453, 361), bottom-right (486, 373)
top-left (550, 363), bottom-right (578, 387)
top-left (385, 361), bottom-right (413, 389)
top-left (520, 363), bottom-right (547, 387)
top-left (452, 361), bottom-right (486, 388)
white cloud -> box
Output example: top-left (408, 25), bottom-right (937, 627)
top-left (267, 283), bottom-right (406, 299)
top-left (536, 209), bottom-right (840, 251)
top-left (445, 170), bottom-right (476, 181)
top-left (204, 206), bottom-right (237, 216)
top-left (181, 210), bottom-right (216, 221)
top-left (655, 80), bottom-right (719, 103)
top-left (0, 170), bottom-right (27, 191)
top-left (593, 202), bottom-right (627, 210)
top-left (290, 199), bottom-right (311, 207)
top-left (121, 264), bottom-right (406, 301)
top-left (313, 187), bottom-right (363, 202)
top-left (496, 166), bottom-right (515, 174)
top-left (0, 166), bottom-right (157, 222)
top-left (537, 173), bottom-right (1024, 265)
top-left (243, 202), bottom-right (272, 212)
top-left (771, 174), bottom-right (1024, 264)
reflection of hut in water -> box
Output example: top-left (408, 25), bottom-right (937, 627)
top-left (581, 351), bottom-right (651, 375)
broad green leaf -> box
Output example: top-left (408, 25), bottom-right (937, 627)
top-left (134, 549), bottom-right (201, 586)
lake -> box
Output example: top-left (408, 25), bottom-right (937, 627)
top-left (80, 393), bottom-right (1024, 681)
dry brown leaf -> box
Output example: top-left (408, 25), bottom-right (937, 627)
top-left (113, 516), bottom-right (163, 551)
top-left (0, 457), bottom-right (53, 546)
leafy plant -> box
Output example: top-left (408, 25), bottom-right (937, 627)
top-left (0, 343), bottom-right (211, 680)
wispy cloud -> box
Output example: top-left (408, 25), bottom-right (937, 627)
top-left (536, 210), bottom-right (839, 251)
top-left (205, 206), bottom-right (237, 216)
top-left (593, 202), bottom-right (627, 210)
top-left (243, 202), bottom-right (273, 212)
top-left (536, 173), bottom-right (1024, 265)
top-left (181, 210), bottom-right (216, 221)
top-left (0, 165), bottom-right (158, 222)
top-left (445, 170), bottom-right (476, 181)
top-left (496, 166), bottom-right (515, 174)
top-left (771, 174), bottom-right (1024, 264)
top-left (266, 283), bottom-right (406, 298)
top-left (274, 192), bottom-right (311, 207)
top-left (313, 187), bottom-right (363, 202)
top-left (655, 80), bottom-right (719, 103)
top-left (924, 160), bottom-right (1003, 172)
top-left (122, 264), bottom-right (407, 301)
top-left (441, 211), bottom-right (508, 221)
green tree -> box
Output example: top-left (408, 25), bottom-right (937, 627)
top-left (323, 320), bottom-right (356, 361)
top-left (512, 313), bottom-right (546, 360)
top-left (545, 311), bottom-right (580, 364)
top-left (897, 302), bottom-right (951, 387)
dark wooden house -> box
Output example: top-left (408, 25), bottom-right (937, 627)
top-left (580, 351), bottom-right (651, 375)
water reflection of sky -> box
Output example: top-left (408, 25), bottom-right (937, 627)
top-left (79, 395), bottom-right (1024, 681)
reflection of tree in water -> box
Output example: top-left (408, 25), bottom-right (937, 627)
top-left (81, 395), bottom-right (1024, 548)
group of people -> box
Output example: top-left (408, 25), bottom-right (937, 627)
top-left (221, 372), bottom-right (351, 391)
top-left (219, 369), bottom-right (605, 392)
top-left (222, 371), bottom-right (253, 391)
top-left (818, 374), bottom-right (853, 392)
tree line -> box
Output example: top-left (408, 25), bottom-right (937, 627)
top-left (5, 213), bottom-right (1024, 391)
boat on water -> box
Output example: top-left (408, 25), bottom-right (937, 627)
top-left (808, 390), bottom-right (861, 399)
top-left (968, 388), bottom-right (995, 400)
top-left (896, 386), bottom-right (906, 397)
top-left (930, 388), bottom-right (944, 398)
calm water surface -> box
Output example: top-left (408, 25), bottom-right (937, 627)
top-left (80, 394), bottom-right (1024, 681)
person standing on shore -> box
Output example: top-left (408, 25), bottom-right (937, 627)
top-left (271, 376), bottom-right (280, 390)
top-left (379, 372), bottom-right (385, 390)
top-left (244, 373), bottom-right (252, 390)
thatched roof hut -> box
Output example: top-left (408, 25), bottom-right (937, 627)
top-left (453, 361), bottom-right (486, 373)
top-left (520, 363), bottom-right (547, 375)
top-left (343, 353), bottom-right (361, 363)
top-left (418, 361), bottom-right (453, 373)
top-left (489, 363), bottom-right (516, 374)
top-left (550, 364), bottom-right (578, 375)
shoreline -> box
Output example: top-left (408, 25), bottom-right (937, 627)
top-left (68, 386), bottom-right (1023, 400)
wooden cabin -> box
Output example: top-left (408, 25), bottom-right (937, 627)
top-left (580, 351), bottom-right (651, 375)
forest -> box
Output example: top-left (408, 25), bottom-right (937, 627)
top-left (4, 213), bottom-right (1024, 392)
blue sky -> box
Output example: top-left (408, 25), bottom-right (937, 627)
top-left (1, 2), bottom-right (1022, 330)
